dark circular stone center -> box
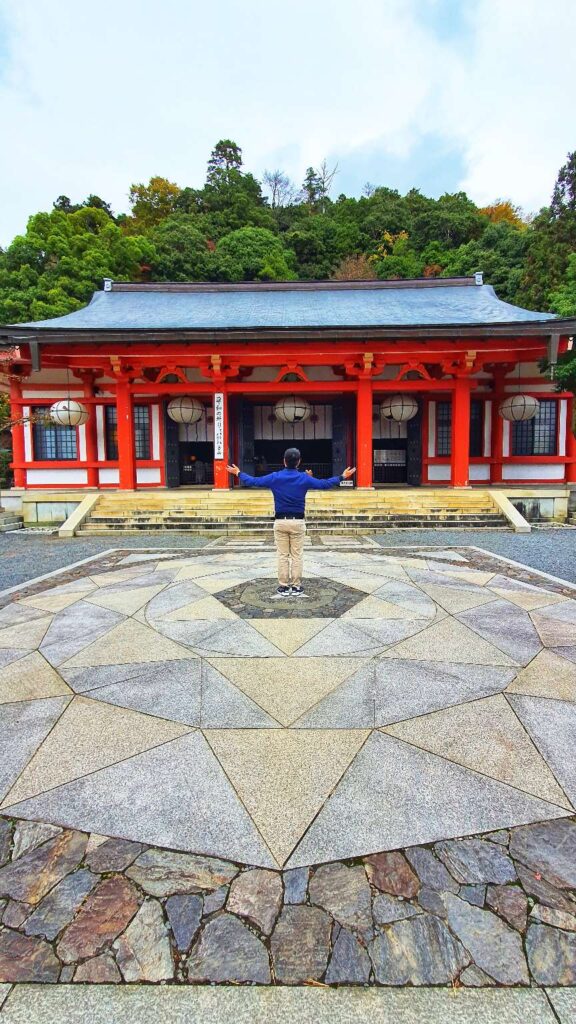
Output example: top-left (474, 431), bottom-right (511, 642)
top-left (216, 577), bottom-right (366, 619)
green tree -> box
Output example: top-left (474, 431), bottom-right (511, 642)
top-left (0, 207), bottom-right (155, 323)
top-left (549, 251), bottom-right (576, 316)
top-left (370, 231), bottom-right (423, 280)
top-left (519, 151), bottom-right (576, 309)
top-left (206, 140), bottom-right (244, 188)
top-left (441, 222), bottom-right (530, 303)
top-left (150, 215), bottom-right (214, 281)
top-left (213, 227), bottom-right (296, 281)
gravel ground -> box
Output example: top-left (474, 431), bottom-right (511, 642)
top-left (0, 527), bottom-right (575, 590)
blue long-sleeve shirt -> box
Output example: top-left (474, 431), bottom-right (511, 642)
top-left (238, 467), bottom-right (342, 517)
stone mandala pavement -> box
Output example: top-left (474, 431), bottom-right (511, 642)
top-left (1, 546), bottom-right (575, 872)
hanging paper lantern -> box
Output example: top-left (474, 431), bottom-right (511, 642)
top-left (274, 395), bottom-right (311, 423)
top-left (49, 400), bottom-right (89, 426)
top-left (499, 395), bottom-right (539, 422)
top-left (380, 394), bottom-right (418, 422)
top-left (167, 397), bottom-right (205, 424)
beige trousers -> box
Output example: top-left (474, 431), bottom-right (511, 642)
top-left (273, 519), bottom-right (306, 586)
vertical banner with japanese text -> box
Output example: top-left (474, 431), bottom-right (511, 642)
top-left (214, 392), bottom-right (225, 459)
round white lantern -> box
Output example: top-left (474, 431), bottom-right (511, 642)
top-left (274, 395), bottom-right (311, 424)
top-left (167, 397), bottom-right (205, 424)
top-left (499, 395), bottom-right (539, 422)
top-left (380, 394), bottom-right (418, 422)
top-left (49, 400), bottom-right (89, 427)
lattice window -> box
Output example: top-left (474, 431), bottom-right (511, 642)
top-left (469, 400), bottom-right (484, 458)
top-left (105, 405), bottom-right (151, 460)
top-left (32, 409), bottom-right (77, 460)
top-left (436, 401), bottom-right (452, 456)
top-left (436, 399), bottom-right (485, 458)
top-left (512, 399), bottom-right (557, 456)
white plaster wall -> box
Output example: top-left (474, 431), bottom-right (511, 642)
top-left (78, 425), bottom-right (87, 461)
top-left (22, 389), bottom-right (83, 399)
top-left (559, 399), bottom-right (567, 457)
top-left (23, 407), bottom-right (32, 460)
top-left (483, 400), bottom-right (492, 457)
top-left (470, 464), bottom-right (490, 481)
top-left (502, 464), bottom-right (565, 481)
top-left (26, 469), bottom-right (88, 485)
top-left (151, 405), bottom-right (161, 460)
top-left (502, 420), bottom-right (510, 457)
top-left (428, 402), bottom-right (436, 458)
top-left (96, 406), bottom-right (106, 460)
top-left (428, 464), bottom-right (451, 481)
top-left (99, 468), bottom-right (119, 484)
top-left (136, 468), bottom-right (162, 484)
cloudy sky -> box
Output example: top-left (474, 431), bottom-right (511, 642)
top-left (0, 0), bottom-right (574, 244)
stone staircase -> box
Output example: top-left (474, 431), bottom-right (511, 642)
top-left (0, 510), bottom-right (23, 532)
top-left (78, 488), bottom-right (510, 536)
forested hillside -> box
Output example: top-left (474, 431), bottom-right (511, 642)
top-left (1, 141), bottom-right (576, 335)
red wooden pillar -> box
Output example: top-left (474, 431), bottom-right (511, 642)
top-left (356, 378), bottom-right (373, 488)
top-left (566, 395), bottom-right (576, 484)
top-left (451, 378), bottom-right (471, 487)
top-left (116, 381), bottom-right (136, 490)
top-left (213, 389), bottom-right (230, 489)
top-left (9, 379), bottom-right (26, 488)
top-left (490, 369), bottom-right (505, 484)
top-left (83, 379), bottom-right (99, 488)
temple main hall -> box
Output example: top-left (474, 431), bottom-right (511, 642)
top-left (1, 277), bottom-right (575, 523)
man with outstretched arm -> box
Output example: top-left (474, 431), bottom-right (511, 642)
top-left (227, 448), bottom-right (356, 598)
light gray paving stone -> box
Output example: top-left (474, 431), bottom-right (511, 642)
top-left (200, 664), bottom-right (280, 728)
top-left (547, 988), bottom-right (576, 1024)
top-left (144, 581), bottom-right (207, 619)
top-left (444, 894), bottom-right (529, 984)
top-left (457, 601), bottom-right (542, 666)
top-left (0, 985), bottom-right (11, 1009)
top-left (534, 599), bottom-right (576, 624)
top-left (344, 618), bottom-right (431, 649)
top-left (87, 660), bottom-right (203, 726)
top-left (0, 604), bottom-right (49, 628)
top-left (192, 620), bottom-right (286, 657)
top-left (406, 568), bottom-right (488, 592)
top-left (0, 697), bottom-right (71, 802)
top-left (506, 695), bottom-right (576, 806)
top-left (102, 571), bottom-right (178, 592)
top-left (295, 660), bottom-right (516, 729)
top-left (59, 662), bottom-right (158, 693)
top-left (149, 619), bottom-right (230, 650)
top-left (40, 602), bottom-right (124, 666)
top-left (0, 986), bottom-right (560, 1022)
top-left (0, 650), bottom-right (28, 669)
top-left (6, 733), bottom-right (276, 867)
top-left (289, 620), bottom-right (385, 657)
top-left (372, 580), bottom-right (437, 617)
top-left (552, 645), bottom-right (576, 663)
top-left (285, 733), bottom-right (568, 868)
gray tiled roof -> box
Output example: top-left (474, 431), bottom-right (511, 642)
top-left (14, 281), bottom-right (555, 330)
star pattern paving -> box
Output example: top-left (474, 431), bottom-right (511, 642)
top-left (1, 547), bottom-right (575, 868)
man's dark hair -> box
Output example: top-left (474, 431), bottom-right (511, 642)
top-left (284, 447), bottom-right (301, 469)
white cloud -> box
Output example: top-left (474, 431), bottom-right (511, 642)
top-left (0, 0), bottom-right (573, 244)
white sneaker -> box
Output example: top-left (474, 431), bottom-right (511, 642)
top-left (271, 586), bottom-right (291, 600)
